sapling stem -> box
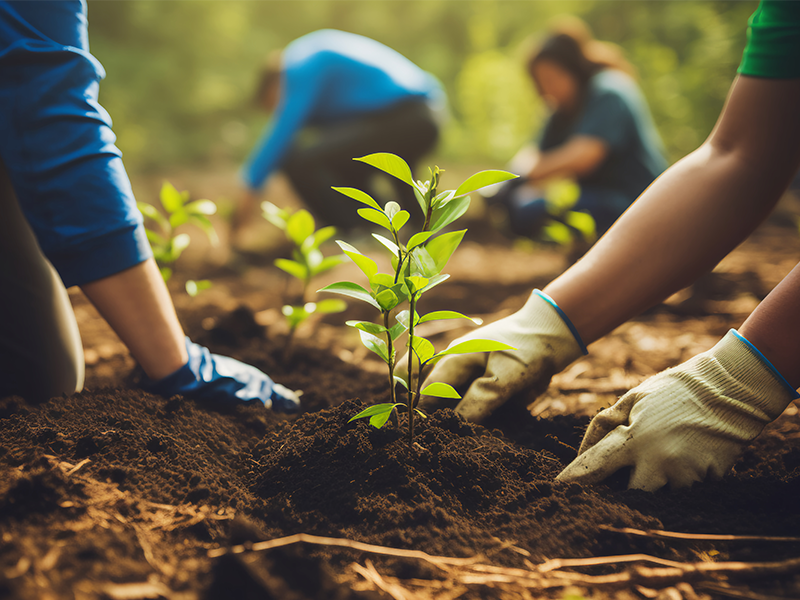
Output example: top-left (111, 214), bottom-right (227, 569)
top-left (384, 310), bottom-right (396, 406)
top-left (406, 292), bottom-right (418, 446)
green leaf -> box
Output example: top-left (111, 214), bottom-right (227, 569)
top-left (432, 189), bottom-right (456, 207)
top-left (309, 225), bottom-right (337, 249)
top-left (564, 210), bottom-right (596, 240)
top-left (434, 339), bottom-right (516, 359)
top-left (336, 241), bottom-right (378, 279)
top-left (414, 409), bottom-right (427, 419)
top-left (395, 310), bottom-right (414, 330)
top-left (286, 209), bottom-right (315, 247)
top-left (421, 382), bottom-right (461, 399)
top-left (393, 375), bottom-right (409, 390)
top-left (332, 186), bottom-right (382, 210)
top-left (388, 321), bottom-right (406, 341)
top-left (185, 199), bottom-right (216, 216)
top-left (375, 288), bottom-right (400, 312)
top-left (185, 279), bottom-right (212, 297)
top-left (159, 181), bottom-right (185, 214)
top-left (411, 336), bottom-right (435, 364)
top-left (282, 304), bottom-right (310, 329)
top-left (310, 254), bottom-right (347, 277)
top-left (407, 231), bottom-right (435, 251)
top-left (391, 210), bottom-right (410, 232)
top-left (370, 234), bottom-right (399, 256)
top-left (171, 233), bottom-right (191, 258)
top-left (190, 214), bottom-right (219, 246)
top-left (425, 229), bottom-right (466, 273)
top-left (144, 228), bottom-right (168, 249)
top-left (357, 208), bottom-right (392, 231)
top-left (137, 202), bottom-right (169, 232)
top-left (410, 246), bottom-right (438, 278)
top-left (404, 276), bottom-right (429, 294)
top-left (454, 170), bottom-right (518, 198)
top-left (359, 330), bottom-right (390, 363)
top-left (419, 273), bottom-right (449, 294)
top-left (274, 258), bottom-right (308, 281)
top-left (313, 298), bottom-right (347, 314)
top-left (429, 195), bottom-right (471, 233)
top-left (261, 201), bottom-right (289, 230)
top-left (346, 320), bottom-right (387, 336)
top-left (542, 221), bottom-right (573, 245)
top-left (159, 266), bottom-right (173, 282)
top-left (418, 310), bottom-right (482, 325)
top-left (369, 272), bottom-right (395, 291)
top-left (318, 282), bottom-right (381, 310)
top-left (354, 153), bottom-right (415, 188)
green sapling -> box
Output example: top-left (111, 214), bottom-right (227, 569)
top-left (137, 181), bottom-right (218, 296)
top-left (319, 153), bottom-right (518, 445)
top-left (262, 201), bottom-right (347, 352)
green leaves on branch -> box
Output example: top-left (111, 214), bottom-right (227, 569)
top-left (262, 201), bottom-right (347, 336)
top-left (137, 181), bottom-right (218, 296)
top-left (319, 153), bottom-right (518, 444)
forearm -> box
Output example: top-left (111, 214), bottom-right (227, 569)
top-left (739, 263), bottom-right (800, 389)
top-left (545, 76), bottom-right (800, 345)
top-left (527, 136), bottom-right (607, 182)
top-left (80, 258), bottom-right (187, 380)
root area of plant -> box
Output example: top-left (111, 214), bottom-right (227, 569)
top-left (3, 212), bottom-right (800, 599)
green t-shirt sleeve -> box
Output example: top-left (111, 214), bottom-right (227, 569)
top-left (738, 0), bottom-right (800, 79)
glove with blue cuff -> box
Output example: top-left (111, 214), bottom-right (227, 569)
top-left (140, 337), bottom-right (301, 413)
top-left (557, 329), bottom-right (799, 491)
top-left (418, 289), bottom-right (588, 423)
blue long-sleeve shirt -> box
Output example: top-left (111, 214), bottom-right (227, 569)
top-left (241, 29), bottom-right (445, 191)
top-left (0, 0), bottom-right (150, 287)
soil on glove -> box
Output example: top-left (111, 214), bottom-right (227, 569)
top-left (3, 186), bottom-right (800, 600)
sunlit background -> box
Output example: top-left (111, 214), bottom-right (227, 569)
top-left (86, 0), bottom-right (757, 181)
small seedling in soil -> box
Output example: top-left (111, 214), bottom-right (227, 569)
top-left (262, 201), bottom-right (347, 355)
top-left (137, 181), bottom-right (218, 296)
top-left (320, 153), bottom-right (518, 446)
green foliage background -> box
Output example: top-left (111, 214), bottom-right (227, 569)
top-left (87, 0), bottom-right (757, 175)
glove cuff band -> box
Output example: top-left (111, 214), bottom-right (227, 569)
top-left (728, 329), bottom-right (799, 400)
top-left (533, 289), bottom-right (589, 355)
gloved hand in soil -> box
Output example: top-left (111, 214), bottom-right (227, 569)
top-left (414, 289), bottom-right (587, 423)
top-left (139, 337), bottom-right (301, 412)
top-left (557, 329), bottom-right (799, 491)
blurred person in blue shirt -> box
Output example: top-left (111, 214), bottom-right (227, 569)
top-left (237, 30), bottom-right (446, 232)
top-left (488, 19), bottom-right (668, 241)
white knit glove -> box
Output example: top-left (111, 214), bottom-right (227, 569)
top-left (557, 329), bottom-right (799, 491)
top-left (418, 290), bottom-right (587, 423)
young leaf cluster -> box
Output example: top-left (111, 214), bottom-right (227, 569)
top-left (262, 201), bottom-right (347, 335)
top-left (319, 153), bottom-right (517, 443)
top-left (137, 181), bottom-right (217, 296)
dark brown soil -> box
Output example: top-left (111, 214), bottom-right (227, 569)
top-left (3, 195), bottom-right (800, 600)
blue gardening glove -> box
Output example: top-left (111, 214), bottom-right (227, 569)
top-left (557, 329), bottom-right (799, 491)
top-left (418, 290), bottom-right (587, 423)
top-left (140, 337), bottom-right (300, 413)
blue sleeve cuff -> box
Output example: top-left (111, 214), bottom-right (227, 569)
top-left (731, 329), bottom-right (800, 399)
top-left (534, 289), bottom-right (589, 355)
top-left (49, 222), bottom-right (153, 288)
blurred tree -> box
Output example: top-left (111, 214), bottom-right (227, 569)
top-left (86, 0), bottom-right (757, 174)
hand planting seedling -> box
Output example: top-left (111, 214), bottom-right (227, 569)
top-left (262, 201), bottom-right (347, 353)
top-left (319, 153), bottom-right (518, 445)
top-left (137, 181), bottom-right (218, 296)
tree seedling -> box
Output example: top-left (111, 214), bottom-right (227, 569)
top-left (137, 181), bottom-right (218, 296)
top-left (319, 153), bottom-right (518, 446)
top-left (262, 201), bottom-right (347, 355)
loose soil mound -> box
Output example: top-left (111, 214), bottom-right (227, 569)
top-left (3, 207), bottom-right (800, 599)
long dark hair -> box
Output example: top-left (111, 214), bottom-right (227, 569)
top-left (526, 18), bottom-right (635, 89)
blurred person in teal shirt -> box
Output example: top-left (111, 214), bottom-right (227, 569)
top-left (488, 19), bottom-right (667, 241)
top-left (237, 30), bottom-right (446, 232)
